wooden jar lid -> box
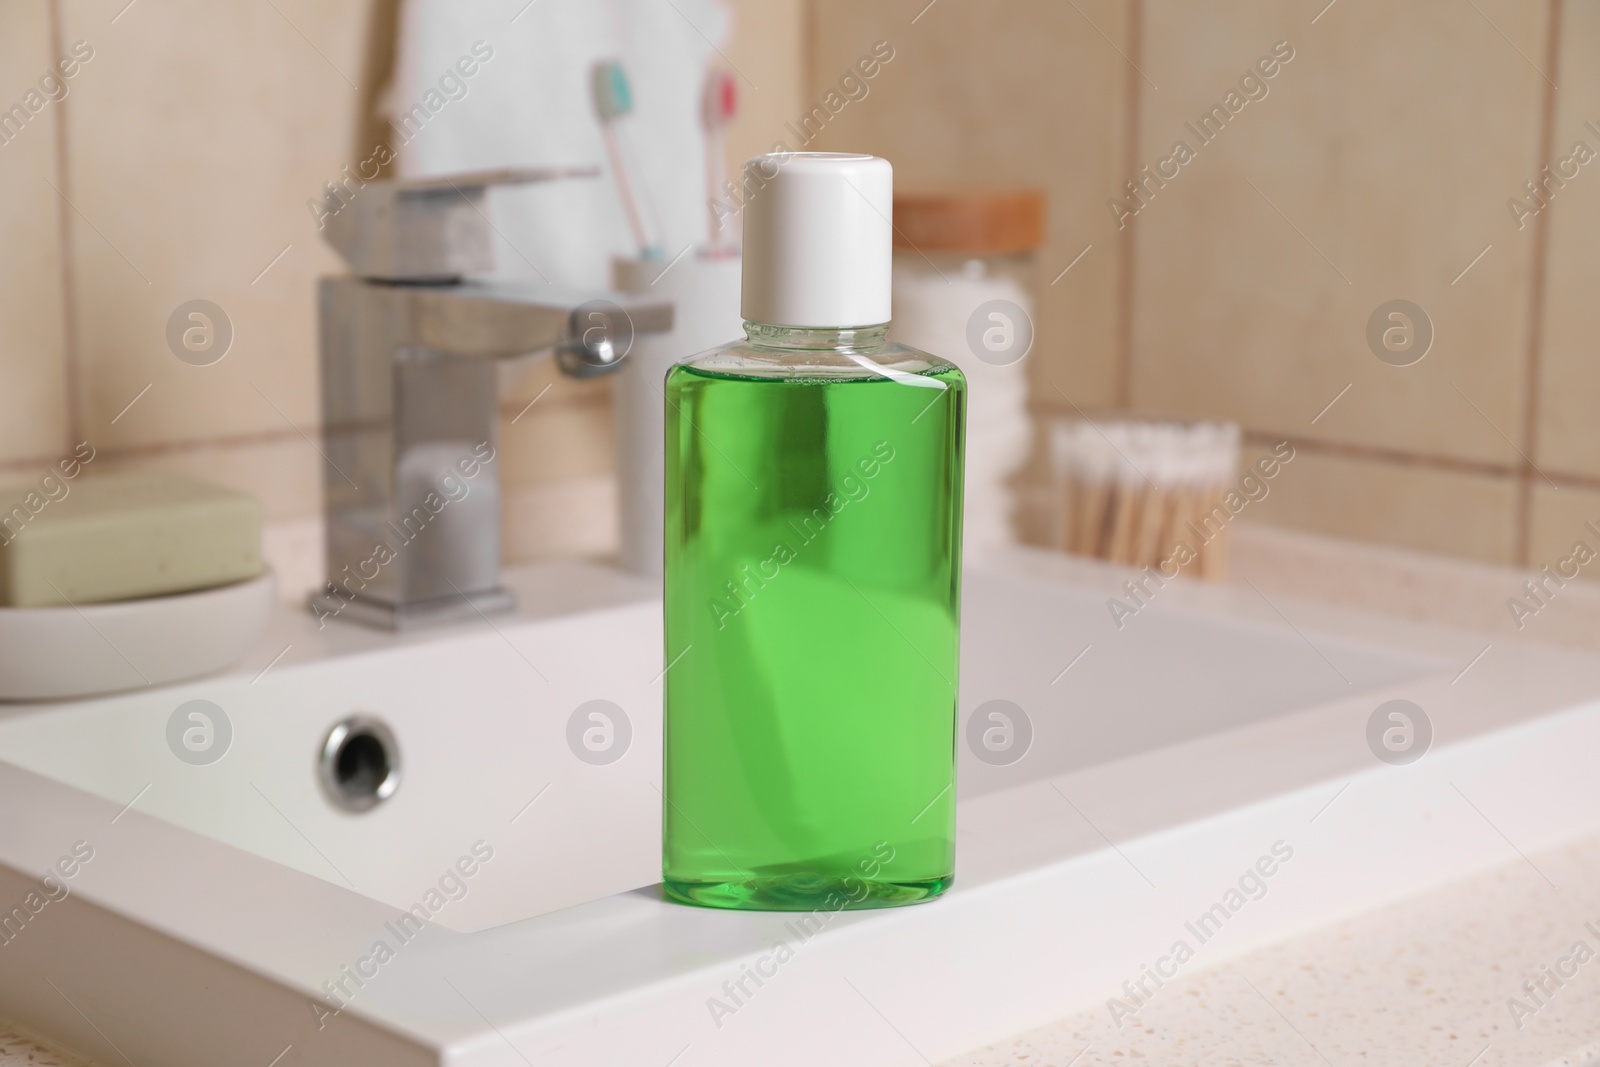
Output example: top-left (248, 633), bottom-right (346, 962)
top-left (892, 189), bottom-right (1046, 255)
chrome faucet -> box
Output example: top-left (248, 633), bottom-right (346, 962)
top-left (310, 168), bottom-right (672, 630)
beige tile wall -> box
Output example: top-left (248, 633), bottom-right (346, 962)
top-left (1528, 484), bottom-right (1600, 575)
top-left (1126, 0), bottom-right (1551, 567)
top-left (4, 0), bottom-right (1594, 593)
top-left (1130, 0), bottom-right (1546, 469)
top-left (0, 0), bottom-right (70, 468)
top-left (809, 0), bottom-right (1597, 572)
top-left (0, 0), bottom-right (805, 603)
top-left (805, 0), bottom-right (1133, 410)
top-left (721, 0), bottom-right (807, 169)
top-left (1533, 0), bottom-right (1600, 490)
top-left (1245, 446), bottom-right (1520, 565)
top-left (0, 0), bottom-right (384, 549)
top-left (44, 0), bottom-right (372, 530)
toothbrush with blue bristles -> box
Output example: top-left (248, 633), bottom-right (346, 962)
top-left (591, 59), bottom-right (664, 261)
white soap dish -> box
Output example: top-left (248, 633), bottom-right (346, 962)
top-left (0, 569), bottom-right (275, 702)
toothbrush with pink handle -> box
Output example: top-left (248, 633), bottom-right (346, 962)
top-left (701, 68), bottom-right (739, 253)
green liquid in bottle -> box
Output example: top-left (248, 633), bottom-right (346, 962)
top-left (663, 327), bottom-right (965, 911)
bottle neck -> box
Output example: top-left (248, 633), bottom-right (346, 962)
top-left (742, 321), bottom-right (890, 353)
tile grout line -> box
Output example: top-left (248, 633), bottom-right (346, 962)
top-left (0, 390), bottom-right (608, 477)
top-left (802, 0), bottom-right (818, 118)
top-left (46, 0), bottom-right (82, 451)
top-left (1111, 0), bottom-right (1144, 411)
top-left (1252, 430), bottom-right (1600, 497)
top-left (1513, 0), bottom-right (1565, 567)
top-left (1022, 407), bottom-right (1600, 494)
top-left (1243, 431), bottom-right (1523, 482)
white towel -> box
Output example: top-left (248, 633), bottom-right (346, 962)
top-left (390, 0), bottom-right (732, 291)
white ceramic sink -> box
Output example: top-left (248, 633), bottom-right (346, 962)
top-left (0, 564), bottom-right (662, 933)
top-left (3, 551), bottom-right (1599, 1066)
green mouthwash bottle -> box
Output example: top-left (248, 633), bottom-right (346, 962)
top-left (663, 153), bottom-right (965, 910)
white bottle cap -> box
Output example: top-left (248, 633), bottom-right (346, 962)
top-left (740, 153), bottom-right (893, 328)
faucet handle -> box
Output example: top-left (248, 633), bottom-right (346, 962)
top-left (321, 167), bottom-right (599, 282)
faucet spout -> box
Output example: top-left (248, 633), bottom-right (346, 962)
top-left (398, 279), bottom-right (671, 373)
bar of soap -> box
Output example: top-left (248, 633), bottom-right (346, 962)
top-left (0, 472), bottom-right (263, 608)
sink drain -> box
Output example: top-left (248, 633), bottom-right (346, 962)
top-left (319, 715), bottom-right (400, 812)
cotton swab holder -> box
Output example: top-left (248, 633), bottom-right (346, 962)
top-left (1048, 418), bottom-right (1241, 580)
top-left (612, 251), bottom-right (744, 576)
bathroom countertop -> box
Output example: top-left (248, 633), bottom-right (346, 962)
top-left (1228, 523), bottom-right (1600, 655)
top-left (944, 832), bottom-right (1600, 1067)
top-left (8, 524), bottom-right (1600, 1065)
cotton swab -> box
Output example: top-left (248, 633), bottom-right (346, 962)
top-left (591, 59), bottom-right (664, 260)
top-left (1049, 418), bottom-right (1242, 579)
top-left (701, 68), bottom-right (739, 252)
